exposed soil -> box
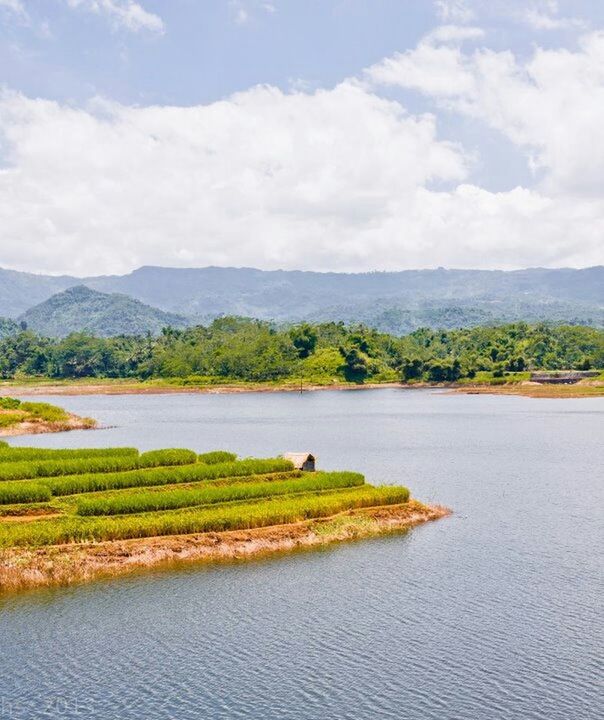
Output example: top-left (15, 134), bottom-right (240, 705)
top-left (0, 413), bottom-right (97, 437)
top-left (450, 381), bottom-right (604, 399)
top-left (0, 500), bottom-right (450, 594)
top-left (2, 379), bottom-right (602, 399)
top-left (0, 381), bottom-right (406, 396)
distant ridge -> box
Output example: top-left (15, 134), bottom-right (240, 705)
top-left (19, 286), bottom-right (189, 338)
top-left (0, 265), bottom-right (602, 334)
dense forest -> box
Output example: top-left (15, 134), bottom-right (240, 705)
top-left (0, 319), bottom-right (602, 384)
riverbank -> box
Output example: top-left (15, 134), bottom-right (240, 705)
top-left (0, 397), bottom-right (96, 437)
top-left (450, 381), bottom-right (604, 398)
top-left (2, 377), bottom-right (603, 398)
top-left (0, 501), bottom-right (449, 594)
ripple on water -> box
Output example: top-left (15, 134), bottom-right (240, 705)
top-left (1, 390), bottom-right (603, 720)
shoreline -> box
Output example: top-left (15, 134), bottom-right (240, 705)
top-left (0, 413), bottom-right (97, 438)
top-left (0, 500), bottom-right (450, 595)
top-left (1, 379), bottom-right (603, 399)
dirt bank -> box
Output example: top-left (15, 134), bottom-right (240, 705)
top-left (2, 379), bottom-right (602, 399)
top-left (0, 381), bottom-right (406, 396)
top-left (0, 413), bottom-right (97, 438)
top-left (450, 381), bottom-right (604, 399)
top-left (0, 500), bottom-right (450, 594)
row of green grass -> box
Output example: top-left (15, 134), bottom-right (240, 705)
top-left (0, 470), bottom-right (301, 511)
top-left (0, 485), bottom-right (410, 547)
top-left (0, 448), bottom-right (197, 482)
top-left (197, 450), bottom-right (237, 465)
top-left (0, 481), bottom-right (52, 504)
top-left (75, 471), bottom-right (364, 516)
top-left (0, 446), bottom-right (139, 462)
top-left (36, 457), bottom-right (294, 498)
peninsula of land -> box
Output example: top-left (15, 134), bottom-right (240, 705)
top-left (0, 444), bottom-right (449, 593)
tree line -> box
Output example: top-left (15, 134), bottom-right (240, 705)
top-left (0, 318), bottom-right (602, 383)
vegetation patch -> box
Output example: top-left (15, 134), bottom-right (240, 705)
top-left (0, 443), bottom-right (417, 553)
top-left (0, 320), bottom-right (601, 386)
top-left (0, 485), bottom-right (410, 547)
top-left (198, 450), bottom-right (237, 465)
top-left (0, 448), bottom-right (196, 483)
top-left (39, 457), bottom-right (293, 497)
top-left (75, 471), bottom-right (366, 516)
top-left (0, 397), bottom-right (96, 436)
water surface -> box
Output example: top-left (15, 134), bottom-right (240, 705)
top-left (1, 389), bottom-right (602, 719)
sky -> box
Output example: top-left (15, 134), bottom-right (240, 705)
top-left (0, 0), bottom-right (603, 276)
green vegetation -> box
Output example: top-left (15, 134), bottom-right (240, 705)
top-left (20, 285), bottom-right (189, 338)
top-left (0, 319), bottom-right (601, 384)
top-left (0, 481), bottom-right (52, 504)
top-left (0, 444), bottom-right (411, 548)
top-left (0, 446), bottom-right (138, 461)
top-left (0, 448), bottom-right (196, 483)
top-left (0, 485), bottom-right (409, 547)
top-left (75, 471), bottom-right (365, 516)
top-left (198, 450), bottom-right (237, 464)
top-left (0, 396), bottom-right (84, 431)
top-left (40, 458), bottom-right (295, 497)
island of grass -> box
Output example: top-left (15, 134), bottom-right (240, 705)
top-left (0, 397), bottom-right (96, 437)
top-left (0, 443), bottom-right (448, 593)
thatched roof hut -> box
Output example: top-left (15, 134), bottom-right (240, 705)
top-left (283, 452), bottom-right (316, 472)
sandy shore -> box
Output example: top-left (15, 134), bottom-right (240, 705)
top-left (449, 381), bottom-right (604, 399)
top-left (2, 378), bottom-right (603, 399)
top-left (0, 501), bottom-right (449, 594)
top-left (0, 381), bottom-right (407, 396)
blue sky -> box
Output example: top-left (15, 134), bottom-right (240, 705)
top-left (1, 0), bottom-right (603, 275)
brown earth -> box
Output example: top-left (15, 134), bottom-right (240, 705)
top-left (450, 381), bottom-right (604, 399)
top-left (2, 379), bottom-right (602, 399)
top-left (0, 413), bottom-right (97, 437)
top-left (0, 500), bottom-right (450, 594)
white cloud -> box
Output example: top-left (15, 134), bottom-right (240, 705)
top-left (368, 27), bottom-right (604, 197)
top-left (366, 26), bottom-right (482, 99)
top-left (0, 0), bottom-right (27, 19)
top-left (0, 79), bottom-right (601, 276)
top-left (229, 1), bottom-right (276, 25)
top-left (520, 1), bottom-right (585, 31)
top-left (66, 0), bottom-right (165, 34)
top-left (434, 0), bottom-right (475, 24)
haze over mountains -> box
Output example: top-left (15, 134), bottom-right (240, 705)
top-left (0, 265), bottom-right (602, 338)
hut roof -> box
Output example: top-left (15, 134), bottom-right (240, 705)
top-left (283, 452), bottom-right (315, 469)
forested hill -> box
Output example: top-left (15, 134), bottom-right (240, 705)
top-left (19, 286), bottom-right (189, 338)
top-left (0, 266), bottom-right (602, 333)
top-left (0, 319), bottom-right (602, 383)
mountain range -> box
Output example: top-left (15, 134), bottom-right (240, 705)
top-left (0, 265), bottom-right (602, 337)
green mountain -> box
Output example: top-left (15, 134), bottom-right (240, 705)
top-left (1, 265), bottom-right (602, 334)
top-left (19, 286), bottom-right (189, 338)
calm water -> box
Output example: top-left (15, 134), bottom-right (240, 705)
top-left (1, 389), bottom-right (602, 720)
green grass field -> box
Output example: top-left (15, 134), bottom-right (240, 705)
top-left (0, 444), bottom-right (410, 548)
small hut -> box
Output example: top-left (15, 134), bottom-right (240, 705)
top-left (283, 452), bottom-right (316, 472)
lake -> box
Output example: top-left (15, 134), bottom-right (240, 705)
top-left (1, 389), bottom-right (602, 719)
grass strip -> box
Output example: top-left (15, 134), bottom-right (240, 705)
top-left (198, 451), bottom-right (237, 464)
top-left (0, 481), bottom-right (52, 504)
top-left (0, 449), bottom-right (197, 482)
top-left (75, 471), bottom-right (364, 516)
top-left (42, 458), bottom-right (294, 497)
top-left (0, 485), bottom-right (410, 547)
top-left (0, 447), bottom-right (139, 462)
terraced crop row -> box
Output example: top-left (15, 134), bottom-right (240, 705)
top-left (0, 449), bottom-right (197, 482)
top-left (0, 485), bottom-right (410, 547)
top-left (37, 457), bottom-right (295, 497)
top-left (75, 471), bottom-right (365, 515)
top-left (0, 447), bottom-right (139, 462)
